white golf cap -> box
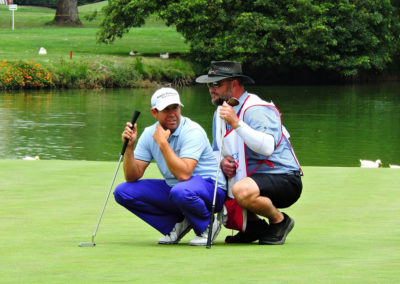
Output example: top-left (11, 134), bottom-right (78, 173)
top-left (151, 87), bottom-right (184, 111)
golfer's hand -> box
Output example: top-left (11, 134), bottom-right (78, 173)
top-left (220, 102), bottom-right (239, 128)
top-left (153, 123), bottom-right (171, 146)
top-left (122, 122), bottom-right (137, 147)
top-left (221, 156), bottom-right (236, 178)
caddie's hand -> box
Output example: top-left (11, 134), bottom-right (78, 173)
top-left (153, 123), bottom-right (171, 145)
top-left (122, 122), bottom-right (137, 147)
top-left (221, 156), bottom-right (236, 178)
top-left (220, 101), bottom-right (239, 128)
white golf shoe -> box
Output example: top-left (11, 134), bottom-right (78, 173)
top-left (158, 218), bottom-right (191, 244)
top-left (189, 217), bottom-right (221, 246)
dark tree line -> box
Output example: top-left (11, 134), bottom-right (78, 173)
top-left (98, 0), bottom-right (400, 81)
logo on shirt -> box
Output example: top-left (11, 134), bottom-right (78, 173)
top-left (232, 152), bottom-right (239, 168)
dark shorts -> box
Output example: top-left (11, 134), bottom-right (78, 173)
top-left (249, 173), bottom-right (302, 208)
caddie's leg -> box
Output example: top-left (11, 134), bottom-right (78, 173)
top-left (232, 174), bottom-right (302, 245)
top-left (169, 175), bottom-right (225, 235)
top-left (114, 179), bottom-right (184, 235)
top-left (232, 177), bottom-right (283, 223)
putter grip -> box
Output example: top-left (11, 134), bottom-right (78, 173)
top-left (120, 110), bottom-right (141, 156)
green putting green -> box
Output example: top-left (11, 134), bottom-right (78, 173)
top-left (1, 160), bottom-right (399, 283)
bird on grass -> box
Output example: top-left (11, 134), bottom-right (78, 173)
top-left (360, 159), bottom-right (382, 168)
top-left (22, 156), bottom-right (40, 160)
top-left (160, 52), bottom-right (169, 59)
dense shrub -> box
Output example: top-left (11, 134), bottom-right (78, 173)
top-left (99, 0), bottom-right (400, 79)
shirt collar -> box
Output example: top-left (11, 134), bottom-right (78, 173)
top-left (234, 91), bottom-right (249, 112)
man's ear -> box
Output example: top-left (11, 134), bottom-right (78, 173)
top-left (150, 108), bottom-right (158, 119)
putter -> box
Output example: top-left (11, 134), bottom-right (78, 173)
top-left (78, 110), bottom-right (141, 247)
top-left (206, 97), bottom-right (239, 248)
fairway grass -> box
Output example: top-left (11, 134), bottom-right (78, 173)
top-left (0, 160), bottom-right (399, 283)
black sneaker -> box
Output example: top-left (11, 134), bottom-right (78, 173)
top-left (259, 213), bottom-right (294, 245)
top-left (225, 219), bottom-right (269, 244)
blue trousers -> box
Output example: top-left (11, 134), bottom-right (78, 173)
top-left (114, 175), bottom-right (226, 235)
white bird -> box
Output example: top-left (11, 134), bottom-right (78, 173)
top-left (129, 50), bottom-right (139, 56)
top-left (389, 164), bottom-right (400, 169)
top-left (22, 156), bottom-right (40, 160)
top-left (160, 52), bottom-right (169, 59)
top-left (360, 159), bottom-right (382, 168)
top-left (38, 47), bottom-right (47, 55)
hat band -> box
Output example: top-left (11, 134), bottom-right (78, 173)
top-left (208, 70), bottom-right (243, 77)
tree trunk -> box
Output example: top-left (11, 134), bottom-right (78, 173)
top-left (55, 0), bottom-right (82, 26)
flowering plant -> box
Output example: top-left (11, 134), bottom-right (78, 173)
top-left (0, 60), bottom-right (53, 89)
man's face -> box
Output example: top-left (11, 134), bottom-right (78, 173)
top-left (208, 79), bottom-right (233, 106)
top-left (152, 104), bottom-right (181, 132)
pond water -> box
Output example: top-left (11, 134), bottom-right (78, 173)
top-left (1, 83), bottom-right (399, 167)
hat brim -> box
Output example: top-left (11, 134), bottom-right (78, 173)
top-left (195, 74), bottom-right (255, 84)
top-left (154, 101), bottom-right (184, 111)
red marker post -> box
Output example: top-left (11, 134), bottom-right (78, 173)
top-left (70, 51), bottom-right (73, 60)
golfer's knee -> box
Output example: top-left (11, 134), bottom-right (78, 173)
top-left (113, 184), bottom-right (126, 204)
top-left (113, 183), bottom-right (141, 206)
top-left (169, 186), bottom-right (192, 205)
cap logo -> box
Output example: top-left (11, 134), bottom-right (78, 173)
top-left (157, 92), bottom-right (177, 99)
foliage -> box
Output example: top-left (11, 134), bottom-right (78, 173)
top-left (98, 0), bottom-right (400, 77)
top-left (49, 58), bottom-right (93, 88)
top-left (0, 60), bottom-right (53, 89)
top-left (45, 57), bottom-right (196, 88)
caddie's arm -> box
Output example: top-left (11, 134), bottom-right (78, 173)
top-left (220, 102), bottom-right (275, 156)
top-left (153, 123), bottom-right (197, 181)
top-left (122, 122), bottom-right (150, 182)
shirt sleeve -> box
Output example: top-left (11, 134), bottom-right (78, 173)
top-left (134, 127), bottom-right (153, 162)
top-left (244, 105), bottom-right (282, 147)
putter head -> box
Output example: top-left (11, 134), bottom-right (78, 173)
top-left (226, 98), bottom-right (239, 106)
top-left (78, 242), bottom-right (96, 247)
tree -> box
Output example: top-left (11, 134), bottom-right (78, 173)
top-left (54, 0), bottom-right (82, 26)
top-left (98, 0), bottom-right (400, 78)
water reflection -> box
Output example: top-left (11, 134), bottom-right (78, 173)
top-left (1, 83), bottom-right (399, 167)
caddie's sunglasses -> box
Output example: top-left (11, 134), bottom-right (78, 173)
top-left (207, 79), bottom-right (235, 88)
top-left (207, 81), bottom-right (223, 88)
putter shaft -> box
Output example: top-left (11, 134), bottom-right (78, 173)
top-left (206, 98), bottom-right (238, 248)
top-left (78, 110), bottom-right (140, 247)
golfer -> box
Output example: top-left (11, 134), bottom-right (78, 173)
top-left (196, 61), bottom-right (303, 245)
top-left (114, 87), bottom-right (226, 246)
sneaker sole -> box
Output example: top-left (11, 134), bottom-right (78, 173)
top-left (259, 218), bottom-right (294, 245)
top-left (189, 223), bottom-right (221, 246)
top-left (158, 225), bottom-right (192, 245)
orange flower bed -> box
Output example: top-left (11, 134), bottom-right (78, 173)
top-left (0, 60), bottom-right (53, 89)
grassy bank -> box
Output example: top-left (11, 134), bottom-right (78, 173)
top-left (1, 159), bottom-right (399, 282)
top-left (0, 3), bottom-right (196, 89)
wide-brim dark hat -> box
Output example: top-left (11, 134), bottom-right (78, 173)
top-left (196, 61), bottom-right (255, 84)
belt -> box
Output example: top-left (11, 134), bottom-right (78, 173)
top-left (287, 171), bottom-right (301, 176)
